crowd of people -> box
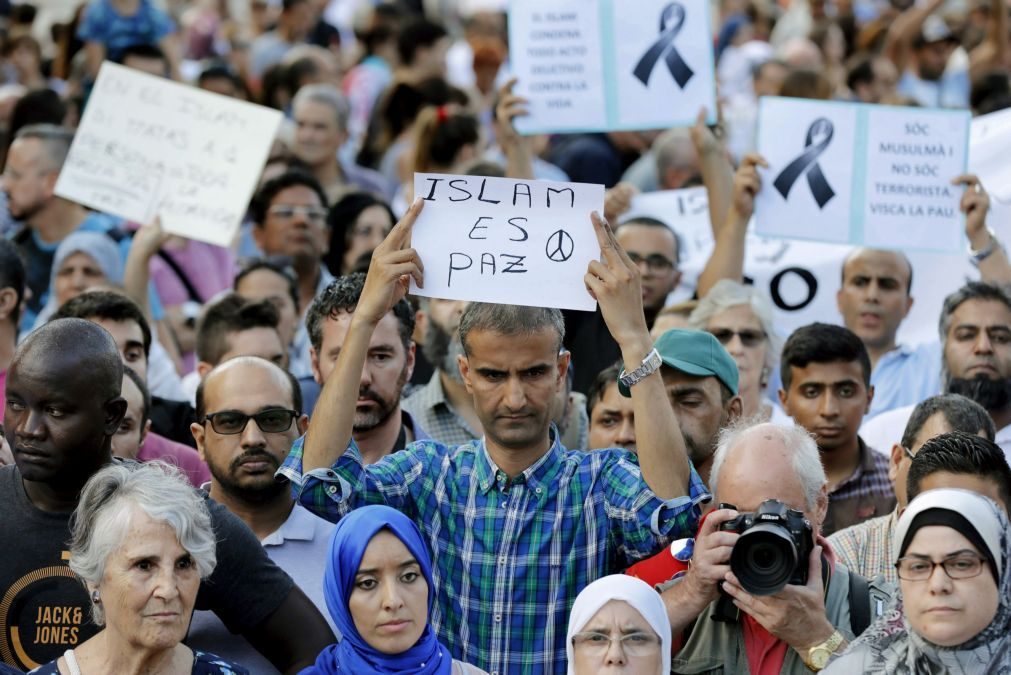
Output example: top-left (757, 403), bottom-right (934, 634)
top-left (0, 0), bottom-right (1010, 673)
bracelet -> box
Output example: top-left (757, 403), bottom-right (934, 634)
top-left (618, 348), bottom-right (662, 395)
top-left (969, 229), bottom-right (1004, 267)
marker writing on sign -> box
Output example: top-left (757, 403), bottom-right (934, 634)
top-left (421, 177), bottom-right (576, 208)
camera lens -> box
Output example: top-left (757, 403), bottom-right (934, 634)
top-left (730, 524), bottom-right (799, 596)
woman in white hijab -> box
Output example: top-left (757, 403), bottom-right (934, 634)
top-left (826, 487), bottom-right (1011, 674)
top-left (566, 575), bottom-right (671, 675)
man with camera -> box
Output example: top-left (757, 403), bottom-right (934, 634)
top-left (661, 422), bottom-right (885, 674)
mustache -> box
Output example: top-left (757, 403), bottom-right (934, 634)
top-left (229, 449), bottom-right (279, 471)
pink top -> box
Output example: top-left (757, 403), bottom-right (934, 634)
top-left (138, 431), bottom-right (212, 488)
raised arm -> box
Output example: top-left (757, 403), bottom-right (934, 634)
top-left (954, 174), bottom-right (1011, 285)
top-left (691, 107), bottom-right (735, 240)
top-left (696, 154), bottom-right (767, 298)
top-left (302, 199), bottom-right (425, 473)
top-left (495, 78), bottom-right (535, 180)
top-left (969, 0), bottom-right (1010, 85)
top-left (884, 0), bottom-right (946, 73)
top-left (123, 220), bottom-right (169, 319)
top-left (241, 586), bottom-right (336, 674)
top-left (585, 212), bottom-right (689, 498)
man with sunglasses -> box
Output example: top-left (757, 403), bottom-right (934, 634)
top-left (250, 170), bottom-right (335, 318)
top-left (188, 355), bottom-right (336, 670)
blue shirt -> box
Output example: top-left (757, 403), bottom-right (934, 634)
top-left (77, 0), bottom-right (175, 61)
top-left (867, 342), bottom-right (942, 420)
top-left (279, 433), bottom-right (709, 674)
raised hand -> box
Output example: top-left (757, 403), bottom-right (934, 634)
top-left (953, 174), bottom-right (991, 247)
top-left (584, 211), bottom-right (648, 345)
top-left (730, 154), bottom-right (769, 222)
top-left (603, 182), bottom-right (637, 224)
top-left (356, 198), bottom-right (425, 326)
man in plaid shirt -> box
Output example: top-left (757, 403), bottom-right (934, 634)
top-left (279, 200), bottom-right (709, 674)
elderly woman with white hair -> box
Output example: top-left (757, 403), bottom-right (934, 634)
top-left (690, 279), bottom-right (786, 422)
top-left (29, 462), bottom-right (248, 675)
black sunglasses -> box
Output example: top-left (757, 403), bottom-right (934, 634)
top-left (708, 328), bottom-right (767, 347)
top-left (203, 408), bottom-right (298, 435)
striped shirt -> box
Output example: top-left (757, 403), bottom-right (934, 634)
top-left (828, 510), bottom-right (898, 584)
top-left (279, 433), bottom-right (709, 675)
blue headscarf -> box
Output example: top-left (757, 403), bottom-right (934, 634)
top-left (303, 505), bottom-right (453, 675)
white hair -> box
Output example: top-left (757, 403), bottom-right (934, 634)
top-left (292, 83), bottom-right (350, 132)
top-left (709, 421), bottom-right (826, 511)
top-left (653, 127), bottom-right (695, 176)
top-left (69, 462), bottom-right (217, 625)
top-left (690, 279), bottom-right (783, 376)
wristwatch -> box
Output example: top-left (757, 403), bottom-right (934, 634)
top-left (618, 348), bottom-right (662, 392)
top-left (804, 630), bottom-right (845, 671)
top-left (969, 228), bottom-right (1004, 267)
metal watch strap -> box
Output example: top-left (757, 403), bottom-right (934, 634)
top-left (619, 348), bottom-right (661, 390)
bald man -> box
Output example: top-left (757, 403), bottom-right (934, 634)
top-left (0, 320), bottom-right (334, 672)
top-left (836, 248), bottom-right (941, 420)
top-left (188, 356), bottom-right (336, 670)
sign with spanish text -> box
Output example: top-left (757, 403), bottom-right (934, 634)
top-left (508, 0), bottom-right (716, 134)
top-left (55, 62), bottom-right (283, 247)
top-left (408, 173), bottom-right (604, 311)
top-left (754, 97), bottom-right (970, 253)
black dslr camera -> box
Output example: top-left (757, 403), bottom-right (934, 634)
top-left (712, 499), bottom-right (815, 622)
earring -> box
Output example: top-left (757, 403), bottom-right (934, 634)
top-left (91, 590), bottom-right (100, 604)
top-left (760, 367), bottom-right (770, 388)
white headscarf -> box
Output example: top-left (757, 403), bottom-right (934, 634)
top-left (565, 575), bottom-right (671, 675)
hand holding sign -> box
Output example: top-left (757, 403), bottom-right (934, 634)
top-left (585, 212), bottom-right (650, 344)
top-left (357, 199), bottom-right (425, 326)
top-left (953, 174), bottom-right (990, 244)
top-left (731, 154), bottom-right (769, 222)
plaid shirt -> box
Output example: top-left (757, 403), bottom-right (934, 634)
top-left (827, 509), bottom-right (898, 584)
top-left (823, 439), bottom-right (897, 536)
top-left (279, 433), bottom-right (709, 675)
top-left (401, 373), bottom-right (478, 448)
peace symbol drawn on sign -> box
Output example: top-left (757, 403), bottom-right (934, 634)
top-left (545, 229), bottom-right (574, 262)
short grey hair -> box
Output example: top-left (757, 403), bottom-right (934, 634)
top-left (709, 420), bottom-right (826, 511)
top-left (458, 303), bottom-right (565, 355)
top-left (690, 279), bottom-right (783, 376)
top-left (653, 127), bottom-right (695, 176)
top-left (292, 83), bottom-right (350, 132)
top-left (14, 123), bottom-right (74, 171)
top-left (69, 462), bottom-right (217, 625)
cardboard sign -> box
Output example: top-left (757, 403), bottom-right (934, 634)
top-left (509, 0), bottom-right (716, 134)
top-left (55, 62), bottom-right (283, 247)
top-left (754, 97), bottom-right (970, 253)
top-left (624, 187), bottom-right (979, 347)
top-left (408, 173), bottom-right (605, 310)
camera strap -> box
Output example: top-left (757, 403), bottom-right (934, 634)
top-left (847, 571), bottom-right (871, 636)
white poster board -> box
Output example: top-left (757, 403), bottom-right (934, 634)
top-left (409, 173), bottom-right (605, 310)
top-left (754, 97), bottom-right (970, 253)
top-left (55, 62), bottom-right (283, 247)
top-left (509, 0), bottom-right (716, 134)
top-left (969, 106), bottom-right (1011, 205)
top-left (624, 187), bottom-right (979, 347)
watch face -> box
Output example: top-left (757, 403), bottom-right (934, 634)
top-left (810, 648), bottom-right (830, 669)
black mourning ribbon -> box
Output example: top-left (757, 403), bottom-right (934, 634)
top-left (633, 3), bottom-right (694, 88)
top-left (772, 117), bottom-right (836, 208)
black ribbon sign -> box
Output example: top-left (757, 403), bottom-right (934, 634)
top-left (772, 118), bottom-right (836, 208)
top-left (633, 3), bottom-right (694, 88)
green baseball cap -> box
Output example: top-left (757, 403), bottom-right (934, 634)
top-left (618, 329), bottom-right (740, 397)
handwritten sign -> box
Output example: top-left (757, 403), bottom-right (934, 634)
top-left (754, 97), bottom-right (970, 253)
top-left (55, 62), bottom-right (283, 247)
top-left (408, 173), bottom-right (604, 311)
top-left (509, 0), bottom-right (715, 134)
top-left (624, 186), bottom-right (980, 348)
top-left (969, 106), bottom-right (1011, 205)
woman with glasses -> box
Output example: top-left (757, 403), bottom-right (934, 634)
top-left (690, 279), bottom-right (785, 421)
top-left (826, 488), bottom-right (1010, 673)
top-left (566, 575), bottom-right (670, 675)
top-left (301, 504), bottom-right (487, 675)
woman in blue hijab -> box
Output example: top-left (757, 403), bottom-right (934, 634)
top-left (302, 505), bottom-right (487, 675)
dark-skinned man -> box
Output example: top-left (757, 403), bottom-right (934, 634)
top-left (278, 199), bottom-right (709, 674)
top-left (0, 318), bottom-right (334, 673)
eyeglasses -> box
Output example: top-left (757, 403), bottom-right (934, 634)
top-left (895, 554), bottom-right (987, 581)
top-left (267, 205), bottom-right (328, 223)
top-left (627, 252), bottom-right (675, 272)
top-left (203, 409), bottom-right (298, 435)
top-left (708, 328), bottom-right (767, 347)
top-left (900, 445), bottom-right (916, 461)
top-left (570, 631), bottom-right (661, 656)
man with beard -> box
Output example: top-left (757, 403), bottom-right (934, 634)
top-left (187, 356), bottom-right (336, 672)
top-left (402, 298), bottom-right (482, 447)
top-left (862, 282), bottom-right (1011, 463)
top-left (779, 323), bottom-right (895, 536)
top-left (306, 274), bottom-right (425, 463)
